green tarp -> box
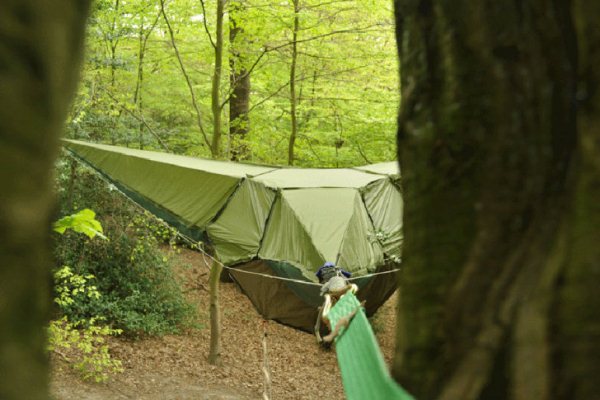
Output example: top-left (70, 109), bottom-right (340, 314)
top-left (64, 140), bottom-right (403, 331)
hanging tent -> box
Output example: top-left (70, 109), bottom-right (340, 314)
top-left (64, 140), bottom-right (403, 331)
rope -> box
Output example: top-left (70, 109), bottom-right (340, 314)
top-left (347, 269), bottom-right (401, 281)
top-left (65, 150), bottom-right (401, 287)
top-left (197, 246), bottom-right (400, 286)
top-left (198, 248), bottom-right (322, 286)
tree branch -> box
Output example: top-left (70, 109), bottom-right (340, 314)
top-left (234, 24), bottom-right (383, 93)
top-left (105, 91), bottom-right (171, 152)
top-left (353, 140), bottom-right (372, 164)
top-left (133, 9), bottom-right (162, 105)
top-left (160, 0), bottom-right (211, 149)
top-left (198, 0), bottom-right (217, 49)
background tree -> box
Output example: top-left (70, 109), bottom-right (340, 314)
top-left (228, 0), bottom-right (251, 160)
top-left (132, 0), bottom-right (161, 149)
top-left (287, 0), bottom-right (300, 165)
top-left (67, 0), bottom-right (399, 165)
top-left (392, 1), bottom-right (600, 399)
top-left (160, 0), bottom-right (213, 154)
top-left (0, 0), bottom-right (90, 398)
top-left (210, 0), bottom-right (226, 157)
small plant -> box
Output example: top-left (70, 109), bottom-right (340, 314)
top-left (49, 209), bottom-right (123, 382)
top-left (53, 265), bottom-right (101, 311)
top-left (53, 208), bottom-right (106, 240)
top-left (48, 316), bottom-right (123, 383)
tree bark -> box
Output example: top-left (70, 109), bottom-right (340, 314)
top-left (108, 0), bottom-right (121, 145)
top-left (0, 0), bottom-right (90, 398)
top-left (135, 16), bottom-right (146, 149)
top-left (288, 0), bottom-right (300, 166)
top-left (555, 2), bottom-right (600, 398)
top-left (229, 3), bottom-right (251, 161)
top-left (208, 260), bottom-right (224, 366)
top-left (392, 1), bottom-right (599, 399)
top-left (109, 0), bottom-right (121, 88)
top-left (210, 0), bottom-right (226, 158)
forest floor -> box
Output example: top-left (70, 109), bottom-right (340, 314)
top-left (50, 246), bottom-right (398, 399)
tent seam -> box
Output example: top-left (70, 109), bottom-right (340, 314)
top-left (280, 191), bottom-right (333, 266)
top-left (255, 188), bottom-right (281, 260)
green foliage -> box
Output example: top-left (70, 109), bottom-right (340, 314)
top-left (55, 162), bottom-right (196, 337)
top-left (48, 316), bottom-right (123, 383)
top-left (66, 0), bottom-right (398, 165)
top-left (50, 213), bottom-right (123, 383)
top-left (53, 209), bottom-right (107, 239)
top-left (53, 266), bottom-right (101, 310)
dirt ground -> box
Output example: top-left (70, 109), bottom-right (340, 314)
top-left (50, 247), bottom-right (398, 399)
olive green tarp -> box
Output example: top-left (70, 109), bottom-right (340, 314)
top-left (64, 140), bottom-right (403, 331)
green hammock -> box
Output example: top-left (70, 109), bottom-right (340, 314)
top-left (327, 292), bottom-right (414, 400)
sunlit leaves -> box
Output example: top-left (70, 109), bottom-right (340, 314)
top-left (68, 0), bottom-right (399, 166)
top-left (53, 209), bottom-right (107, 240)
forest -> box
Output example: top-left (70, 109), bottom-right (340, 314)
top-left (70, 0), bottom-right (399, 165)
top-left (0, 0), bottom-right (599, 400)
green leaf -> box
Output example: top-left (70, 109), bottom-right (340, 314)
top-left (53, 209), bottom-right (107, 240)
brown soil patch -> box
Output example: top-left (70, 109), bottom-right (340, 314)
top-left (50, 247), bottom-right (398, 399)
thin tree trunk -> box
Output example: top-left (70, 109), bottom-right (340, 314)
top-left (288, 0), bottom-right (300, 166)
top-left (109, 0), bottom-right (121, 145)
top-left (133, 10), bottom-right (160, 150)
top-left (392, 1), bottom-right (600, 399)
top-left (66, 158), bottom-right (78, 210)
top-left (0, 0), bottom-right (90, 398)
top-left (136, 18), bottom-right (145, 149)
top-left (210, 0), bottom-right (226, 158)
top-left (208, 260), bottom-right (223, 365)
top-left (160, 0), bottom-right (211, 150)
top-left (229, 3), bottom-right (251, 161)
top-left (109, 0), bottom-right (120, 88)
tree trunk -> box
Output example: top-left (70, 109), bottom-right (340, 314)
top-left (208, 260), bottom-right (224, 366)
top-left (0, 0), bottom-right (90, 398)
top-left (210, 0), bottom-right (226, 158)
top-left (229, 4), bottom-right (251, 161)
top-left (133, 9), bottom-right (160, 150)
top-left (288, 0), bottom-right (300, 166)
top-left (109, 0), bottom-right (121, 146)
top-left (556, 1), bottom-right (600, 398)
top-left (109, 0), bottom-right (120, 88)
top-left (160, 0), bottom-right (211, 151)
top-left (392, 1), bottom-right (599, 399)
top-left (135, 17), bottom-right (146, 149)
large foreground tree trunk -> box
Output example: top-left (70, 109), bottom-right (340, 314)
top-left (392, 1), bottom-right (599, 399)
top-left (0, 1), bottom-right (89, 399)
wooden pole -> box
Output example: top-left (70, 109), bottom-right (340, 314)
top-left (208, 259), bottom-right (223, 365)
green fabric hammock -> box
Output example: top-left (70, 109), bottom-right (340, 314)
top-left (64, 139), bottom-right (403, 332)
top-left (327, 292), bottom-right (414, 400)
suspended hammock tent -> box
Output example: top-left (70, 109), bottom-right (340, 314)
top-left (64, 140), bottom-right (403, 331)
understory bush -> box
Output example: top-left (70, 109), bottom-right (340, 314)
top-left (54, 157), bottom-right (196, 337)
top-left (50, 211), bottom-right (123, 382)
top-left (48, 316), bottom-right (123, 382)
